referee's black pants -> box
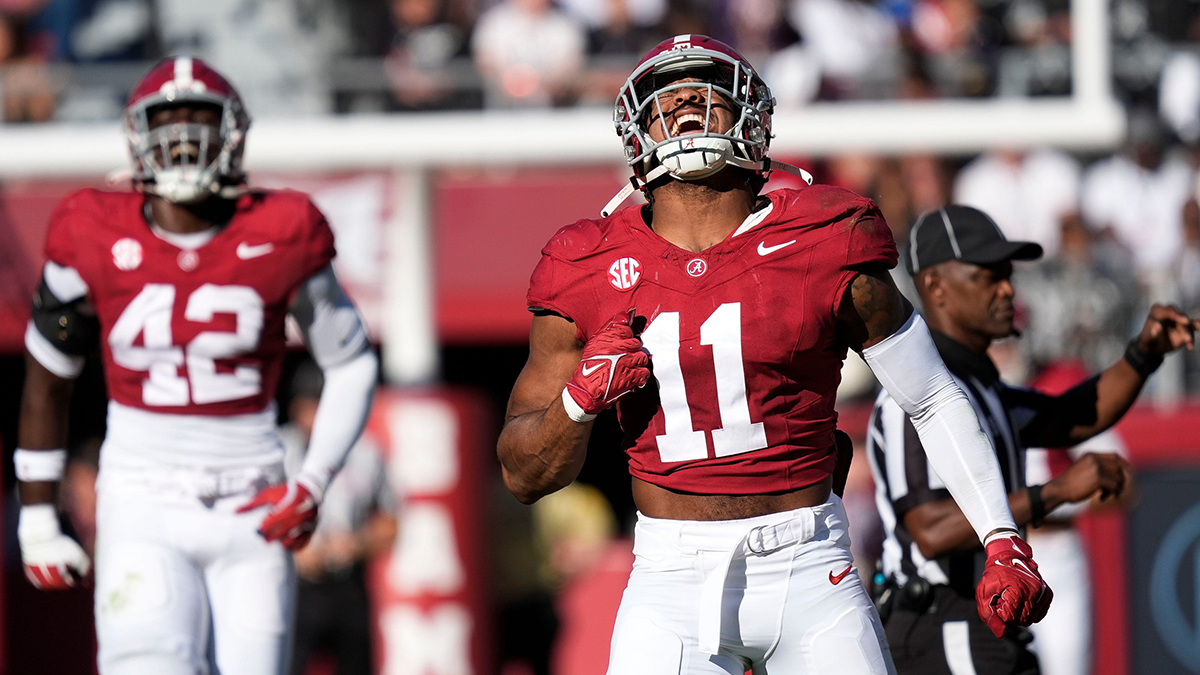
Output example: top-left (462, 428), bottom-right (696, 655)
top-left (290, 566), bottom-right (374, 675)
top-left (883, 584), bottom-right (1040, 675)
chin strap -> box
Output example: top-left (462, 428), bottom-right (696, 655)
top-left (133, 177), bottom-right (250, 203)
top-left (601, 165), bottom-right (668, 218)
top-left (600, 158), bottom-right (813, 218)
top-left (763, 158), bottom-right (814, 185)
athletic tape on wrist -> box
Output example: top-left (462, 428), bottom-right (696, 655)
top-left (983, 529), bottom-right (1020, 548)
top-left (561, 388), bottom-right (597, 423)
top-left (13, 448), bottom-right (67, 482)
top-left (18, 503), bottom-right (62, 543)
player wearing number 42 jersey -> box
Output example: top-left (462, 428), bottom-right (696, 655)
top-left (17, 57), bottom-right (377, 675)
top-left (499, 35), bottom-right (1052, 674)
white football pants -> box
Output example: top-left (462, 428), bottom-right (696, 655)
top-left (1028, 527), bottom-right (1092, 675)
top-left (608, 495), bottom-right (896, 675)
top-left (93, 463), bottom-right (294, 675)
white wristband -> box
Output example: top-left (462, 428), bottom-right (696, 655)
top-left (561, 388), bottom-right (597, 423)
top-left (14, 448), bottom-right (67, 482)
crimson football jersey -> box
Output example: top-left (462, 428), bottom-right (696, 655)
top-left (527, 185), bottom-right (898, 494)
top-left (44, 188), bottom-right (335, 415)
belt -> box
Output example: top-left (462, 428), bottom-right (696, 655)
top-left (114, 463), bottom-right (285, 507)
top-left (691, 507), bottom-right (818, 655)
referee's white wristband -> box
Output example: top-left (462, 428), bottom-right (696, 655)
top-left (561, 388), bottom-right (597, 423)
top-left (14, 448), bottom-right (68, 482)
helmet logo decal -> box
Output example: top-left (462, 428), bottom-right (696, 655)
top-left (686, 258), bottom-right (707, 277)
top-left (671, 34), bottom-right (692, 50)
top-left (608, 257), bottom-right (642, 291)
top-left (112, 238), bottom-right (143, 271)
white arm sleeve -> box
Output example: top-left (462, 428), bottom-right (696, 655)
top-left (863, 312), bottom-right (1018, 542)
top-left (289, 266), bottom-right (379, 500)
top-left (290, 265), bottom-right (370, 369)
top-left (296, 347), bottom-right (378, 500)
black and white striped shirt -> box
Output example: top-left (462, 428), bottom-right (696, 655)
top-left (866, 331), bottom-right (1054, 593)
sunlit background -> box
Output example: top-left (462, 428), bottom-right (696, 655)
top-left (0, 0), bottom-right (1199, 673)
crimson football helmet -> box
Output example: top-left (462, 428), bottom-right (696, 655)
top-left (124, 57), bottom-right (251, 204)
top-left (603, 34), bottom-right (811, 216)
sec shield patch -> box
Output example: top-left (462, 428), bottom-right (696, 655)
top-left (609, 257), bottom-right (642, 291)
top-left (112, 238), bottom-right (143, 271)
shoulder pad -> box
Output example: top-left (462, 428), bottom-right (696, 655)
top-left (541, 217), bottom-right (610, 263)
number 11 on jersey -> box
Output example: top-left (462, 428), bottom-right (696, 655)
top-left (641, 302), bottom-right (768, 463)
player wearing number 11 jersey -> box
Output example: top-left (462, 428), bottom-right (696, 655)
top-left (16, 57), bottom-right (377, 675)
top-left (499, 35), bottom-right (1052, 674)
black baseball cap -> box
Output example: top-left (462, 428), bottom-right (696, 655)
top-left (906, 205), bottom-right (1043, 275)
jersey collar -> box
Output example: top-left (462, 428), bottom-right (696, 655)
top-left (930, 330), bottom-right (1001, 385)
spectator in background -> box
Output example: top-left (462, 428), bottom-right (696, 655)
top-left (1080, 108), bottom-right (1195, 297)
top-left (1017, 214), bottom-right (1138, 372)
top-left (384, 0), bottom-right (476, 110)
top-left (575, 0), bottom-right (665, 105)
top-left (788, 0), bottom-right (901, 99)
top-left (472, 0), bottom-right (586, 107)
top-left (0, 13), bottom-right (57, 121)
top-left (953, 148), bottom-right (1082, 260)
top-left (284, 360), bottom-right (398, 675)
top-left (761, 37), bottom-right (821, 106)
top-left (154, 0), bottom-right (349, 116)
top-left (562, 0), bottom-right (665, 46)
top-left (724, 0), bottom-right (791, 55)
top-left (1158, 49), bottom-right (1200, 146)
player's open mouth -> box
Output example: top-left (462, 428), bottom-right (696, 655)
top-left (170, 143), bottom-right (201, 161)
top-left (671, 113), bottom-right (708, 136)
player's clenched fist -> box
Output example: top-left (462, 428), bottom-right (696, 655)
top-left (561, 309), bottom-right (651, 423)
top-left (239, 479), bottom-right (321, 551)
top-left (976, 534), bottom-right (1052, 637)
top-left (18, 505), bottom-right (91, 590)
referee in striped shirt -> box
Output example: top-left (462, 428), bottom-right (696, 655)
top-left (866, 205), bottom-right (1198, 675)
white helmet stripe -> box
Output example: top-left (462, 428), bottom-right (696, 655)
top-left (175, 57), bottom-right (194, 89)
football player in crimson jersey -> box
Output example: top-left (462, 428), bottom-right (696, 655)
top-left (498, 35), bottom-right (1052, 674)
top-left (16, 57), bottom-right (378, 675)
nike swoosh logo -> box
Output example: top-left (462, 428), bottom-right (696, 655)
top-left (757, 239), bottom-right (796, 256)
top-left (829, 564), bottom-right (853, 585)
top-left (581, 362), bottom-right (604, 376)
top-left (1010, 558), bottom-right (1039, 580)
top-left (237, 242), bottom-right (275, 259)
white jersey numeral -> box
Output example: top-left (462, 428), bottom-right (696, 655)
top-left (642, 302), bottom-right (767, 462)
top-left (185, 284), bottom-right (265, 404)
top-left (641, 311), bottom-right (707, 462)
top-left (109, 284), bottom-right (265, 406)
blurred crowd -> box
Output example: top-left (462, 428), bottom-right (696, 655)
top-left (0, 0), bottom-right (1196, 118)
top-left (816, 106), bottom-right (1200, 399)
top-left (2, 0), bottom-right (1200, 390)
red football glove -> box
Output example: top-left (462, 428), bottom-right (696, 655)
top-left (238, 479), bottom-right (320, 551)
top-left (563, 309), bottom-right (652, 421)
top-left (976, 534), bottom-right (1053, 637)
